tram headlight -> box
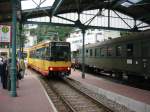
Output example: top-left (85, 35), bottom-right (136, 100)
top-left (49, 67), bottom-right (53, 71)
top-left (67, 67), bottom-right (70, 70)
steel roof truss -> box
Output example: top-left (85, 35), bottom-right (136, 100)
top-left (52, 0), bottom-right (64, 16)
top-left (84, 10), bottom-right (100, 26)
top-left (25, 0), bottom-right (49, 18)
top-left (55, 15), bottom-right (75, 23)
top-left (113, 10), bottom-right (132, 29)
top-left (24, 20), bottom-right (138, 32)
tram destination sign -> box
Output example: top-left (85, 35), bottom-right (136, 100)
top-left (0, 25), bottom-right (11, 43)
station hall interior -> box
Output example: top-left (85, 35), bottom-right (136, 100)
top-left (0, 0), bottom-right (150, 112)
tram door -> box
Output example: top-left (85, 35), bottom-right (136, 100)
top-left (44, 47), bottom-right (50, 72)
top-left (41, 48), bottom-right (46, 71)
top-left (142, 41), bottom-right (150, 78)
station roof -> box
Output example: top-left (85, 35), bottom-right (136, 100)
top-left (0, 0), bottom-right (150, 26)
top-left (0, 0), bottom-right (12, 23)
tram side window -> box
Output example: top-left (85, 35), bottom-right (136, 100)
top-left (116, 46), bottom-right (122, 56)
top-left (37, 48), bottom-right (46, 59)
top-left (45, 47), bottom-right (50, 60)
top-left (126, 43), bottom-right (133, 57)
top-left (30, 51), bottom-right (35, 58)
top-left (41, 48), bottom-right (46, 59)
top-left (36, 49), bottom-right (40, 58)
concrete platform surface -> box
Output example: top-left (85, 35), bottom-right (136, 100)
top-left (70, 69), bottom-right (150, 112)
top-left (0, 69), bottom-right (56, 112)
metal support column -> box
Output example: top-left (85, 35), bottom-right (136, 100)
top-left (11, 0), bottom-right (17, 97)
top-left (7, 38), bottom-right (11, 91)
top-left (108, 0), bottom-right (110, 28)
top-left (81, 29), bottom-right (85, 79)
top-left (108, 9), bottom-right (110, 28)
top-left (21, 25), bottom-right (24, 53)
top-left (19, 22), bottom-right (22, 59)
top-left (20, 24), bottom-right (24, 53)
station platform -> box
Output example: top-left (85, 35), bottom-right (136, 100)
top-left (69, 69), bottom-right (150, 112)
top-left (0, 69), bottom-right (57, 112)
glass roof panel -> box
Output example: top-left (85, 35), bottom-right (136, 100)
top-left (21, 0), bottom-right (54, 10)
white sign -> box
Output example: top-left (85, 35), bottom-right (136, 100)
top-left (127, 59), bottom-right (132, 64)
top-left (0, 25), bottom-right (11, 43)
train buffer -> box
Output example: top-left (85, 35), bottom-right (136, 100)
top-left (0, 69), bottom-right (57, 112)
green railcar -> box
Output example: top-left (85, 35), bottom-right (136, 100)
top-left (78, 31), bottom-right (150, 79)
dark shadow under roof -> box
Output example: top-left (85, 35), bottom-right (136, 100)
top-left (0, 0), bottom-right (150, 26)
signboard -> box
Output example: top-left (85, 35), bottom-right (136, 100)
top-left (0, 25), bottom-right (11, 43)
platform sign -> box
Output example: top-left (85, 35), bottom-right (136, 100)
top-left (0, 25), bottom-right (11, 43)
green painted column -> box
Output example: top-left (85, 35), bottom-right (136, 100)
top-left (19, 23), bottom-right (22, 59)
top-left (11, 0), bottom-right (17, 97)
top-left (81, 29), bottom-right (85, 79)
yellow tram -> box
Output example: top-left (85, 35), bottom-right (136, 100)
top-left (27, 40), bottom-right (71, 77)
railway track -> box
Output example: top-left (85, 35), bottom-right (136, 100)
top-left (40, 77), bottom-right (113, 112)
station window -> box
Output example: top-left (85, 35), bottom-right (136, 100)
top-left (107, 47), bottom-right (112, 56)
top-left (116, 46), bottom-right (122, 56)
top-left (0, 44), bottom-right (5, 48)
top-left (126, 43), bottom-right (133, 57)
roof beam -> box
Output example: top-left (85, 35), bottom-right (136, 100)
top-left (0, 0), bottom-right (10, 3)
top-left (23, 20), bottom-right (140, 32)
top-left (55, 15), bottom-right (75, 23)
top-left (110, 0), bottom-right (121, 8)
top-left (52, 0), bottom-right (64, 16)
top-left (137, 13), bottom-right (150, 20)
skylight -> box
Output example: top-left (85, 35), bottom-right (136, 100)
top-left (128, 0), bottom-right (142, 4)
top-left (21, 0), bottom-right (55, 10)
top-left (121, 1), bottom-right (132, 7)
top-left (121, 0), bottom-right (143, 7)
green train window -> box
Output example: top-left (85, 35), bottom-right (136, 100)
top-left (142, 44), bottom-right (149, 58)
top-left (86, 49), bottom-right (88, 53)
top-left (107, 47), bottom-right (112, 56)
top-left (100, 48), bottom-right (105, 56)
top-left (126, 44), bottom-right (133, 57)
top-left (95, 48), bottom-right (99, 57)
top-left (100, 48), bottom-right (101, 56)
top-left (86, 49), bottom-right (88, 57)
top-left (116, 46), bottom-right (122, 56)
top-left (90, 49), bottom-right (93, 56)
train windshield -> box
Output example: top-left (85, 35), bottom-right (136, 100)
top-left (51, 42), bottom-right (71, 61)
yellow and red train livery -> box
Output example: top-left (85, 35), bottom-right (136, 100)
top-left (27, 40), bottom-right (71, 77)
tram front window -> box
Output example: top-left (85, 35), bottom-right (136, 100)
top-left (51, 43), bottom-right (70, 61)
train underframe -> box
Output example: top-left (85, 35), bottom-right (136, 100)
top-left (48, 70), bottom-right (71, 77)
top-left (77, 63), bottom-right (150, 81)
top-left (27, 64), bottom-right (71, 77)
